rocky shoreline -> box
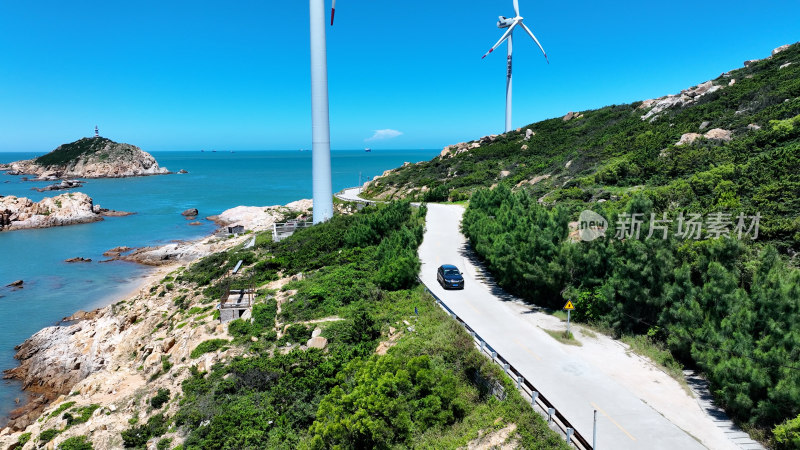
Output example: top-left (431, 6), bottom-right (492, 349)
top-left (0, 199), bottom-right (312, 447)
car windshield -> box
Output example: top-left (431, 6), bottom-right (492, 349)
top-left (443, 269), bottom-right (460, 276)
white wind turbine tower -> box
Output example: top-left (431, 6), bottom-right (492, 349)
top-left (482, 0), bottom-right (549, 133)
top-left (308, 0), bottom-right (339, 224)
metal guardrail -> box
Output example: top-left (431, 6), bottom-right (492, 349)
top-left (420, 281), bottom-right (592, 450)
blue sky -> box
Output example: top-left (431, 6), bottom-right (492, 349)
top-left (0, 0), bottom-right (798, 152)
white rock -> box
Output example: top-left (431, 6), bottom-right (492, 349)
top-left (772, 44), bottom-right (791, 56)
top-left (524, 129), bottom-right (535, 141)
top-left (306, 336), bottom-right (328, 350)
top-left (704, 128), bottom-right (732, 141)
top-left (676, 133), bottom-right (703, 146)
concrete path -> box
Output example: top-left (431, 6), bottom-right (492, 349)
top-left (336, 187), bottom-right (376, 203)
top-left (418, 203), bottom-right (743, 450)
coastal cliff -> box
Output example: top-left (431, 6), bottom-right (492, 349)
top-left (0, 193), bottom-right (102, 231)
top-left (1, 137), bottom-right (169, 180)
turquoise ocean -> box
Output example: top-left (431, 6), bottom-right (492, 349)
top-left (0, 149), bottom-right (438, 422)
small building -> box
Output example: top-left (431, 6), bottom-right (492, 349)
top-left (219, 287), bottom-right (255, 323)
top-left (227, 224), bottom-right (245, 235)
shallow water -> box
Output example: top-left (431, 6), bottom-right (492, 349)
top-left (0, 149), bottom-right (437, 421)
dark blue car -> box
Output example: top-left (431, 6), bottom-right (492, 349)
top-left (437, 264), bottom-right (464, 290)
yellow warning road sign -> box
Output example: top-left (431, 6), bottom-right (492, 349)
top-left (563, 301), bottom-right (575, 310)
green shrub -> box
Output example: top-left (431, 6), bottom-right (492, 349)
top-left (161, 355), bottom-right (173, 373)
top-left (251, 300), bottom-right (277, 332)
top-left (310, 354), bottom-right (460, 448)
top-left (774, 414), bottom-right (800, 449)
top-left (281, 324), bottom-right (311, 344)
top-left (17, 432), bottom-right (31, 446)
top-left (58, 435), bottom-right (94, 450)
top-left (151, 388), bottom-right (170, 409)
top-left (47, 401), bottom-right (76, 420)
top-left (227, 319), bottom-right (252, 338)
top-left (190, 339), bottom-right (229, 358)
top-left (39, 428), bottom-right (60, 443)
top-left (156, 437), bottom-right (173, 450)
top-left (121, 413), bottom-right (168, 448)
top-left (64, 404), bottom-right (100, 427)
top-left (173, 295), bottom-right (188, 310)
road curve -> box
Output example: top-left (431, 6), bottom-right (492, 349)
top-left (418, 203), bottom-right (709, 450)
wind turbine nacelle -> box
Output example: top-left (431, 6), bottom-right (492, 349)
top-left (497, 16), bottom-right (514, 28)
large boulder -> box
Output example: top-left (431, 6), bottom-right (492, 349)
top-left (524, 129), bottom-right (535, 141)
top-left (704, 128), bottom-right (732, 141)
top-left (306, 336), bottom-right (328, 350)
top-left (676, 133), bottom-right (703, 146)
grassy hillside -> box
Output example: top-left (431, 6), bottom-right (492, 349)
top-left (35, 137), bottom-right (118, 167)
top-left (364, 42), bottom-right (800, 251)
top-left (364, 43), bottom-right (800, 446)
top-left (115, 202), bottom-right (567, 449)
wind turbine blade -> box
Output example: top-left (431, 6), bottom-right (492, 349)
top-left (513, 0), bottom-right (519, 17)
top-left (519, 22), bottom-right (549, 63)
top-left (330, 0), bottom-right (336, 25)
top-left (482, 22), bottom-right (518, 59)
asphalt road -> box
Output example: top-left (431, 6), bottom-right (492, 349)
top-left (418, 203), bottom-right (707, 450)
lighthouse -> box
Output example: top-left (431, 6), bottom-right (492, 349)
top-left (94, 126), bottom-right (99, 138)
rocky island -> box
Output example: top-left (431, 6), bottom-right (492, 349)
top-left (0, 193), bottom-right (132, 232)
top-left (1, 136), bottom-right (169, 180)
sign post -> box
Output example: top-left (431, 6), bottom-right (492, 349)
top-left (563, 300), bottom-right (575, 336)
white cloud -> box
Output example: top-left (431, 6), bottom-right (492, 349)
top-left (365, 129), bottom-right (403, 142)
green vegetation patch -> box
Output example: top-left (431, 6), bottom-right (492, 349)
top-left (773, 413), bottom-right (800, 449)
top-left (462, 184), bottom-right (800, 438)
top-left (161, 201), bottom-right (566, 449)
top-left (63, 404), bottom-right (101, 428)
top-left (35, 137), bottom-right (115, 167)
top-left (150, 388), bottom-right (170, 409)
top-left (190, 339), bottom-right (229, 358)
top-left (47, 401), bottom-right (76, 420)
top-left (58, 435), bottom-right (94, 450)
top-left (121, 413), bottom-right (168, 448)
top-left (543, 329), bottom-right (582, 347)
top-left (38, 428), bottom-right (61, 443)
top-left (17, 432), bottom-right (31, 446)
